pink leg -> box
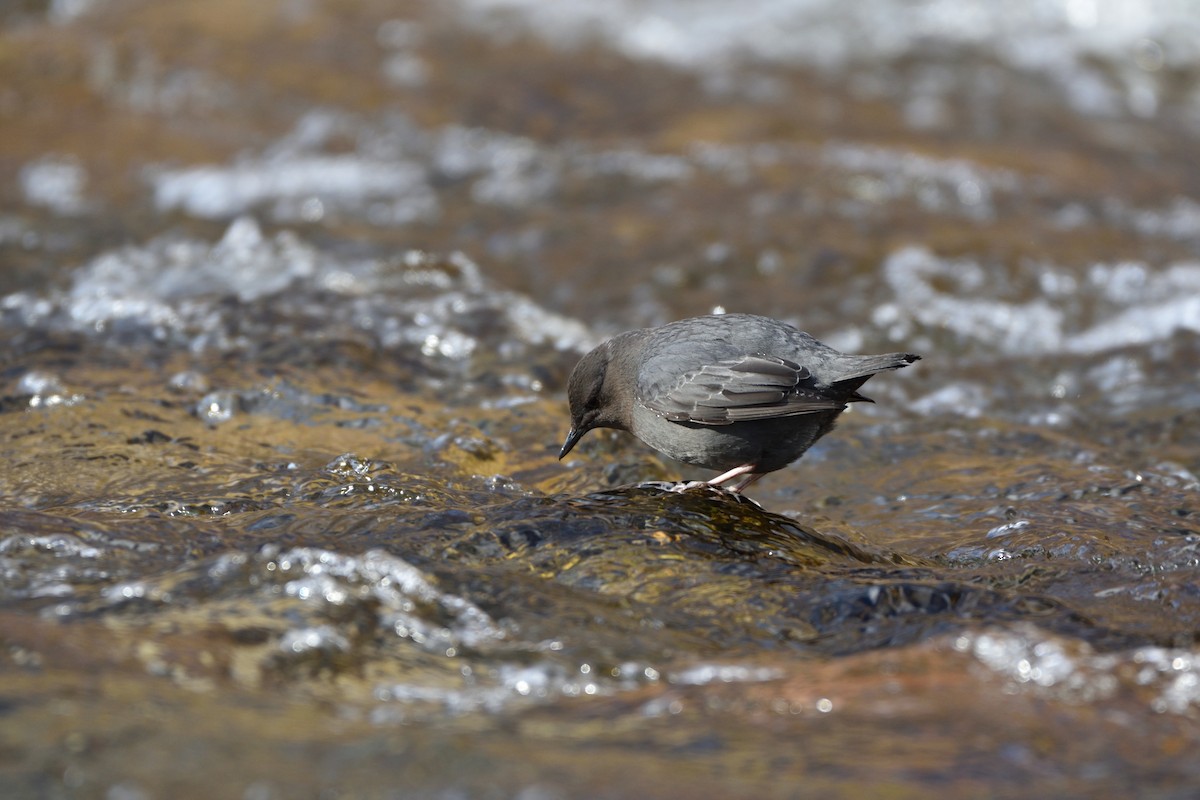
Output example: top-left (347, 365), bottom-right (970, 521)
top-left (729, 471), bottom-right (764, 493)
top-left (706, 463), bottom-right (759, 493)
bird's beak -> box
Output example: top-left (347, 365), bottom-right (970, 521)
top-left (558, 426), bottom-right (585, 460)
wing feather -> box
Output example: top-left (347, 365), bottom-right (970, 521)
top-left (644, 354), bottom-right (845, 425)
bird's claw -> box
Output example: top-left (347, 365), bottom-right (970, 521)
top-left (667, 480), bottom-right (711, 493)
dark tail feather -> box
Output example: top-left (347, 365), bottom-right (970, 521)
top-left (834, 352), bottom-right (920, 401)
top-left (835, 352), bottom-right (921, 382)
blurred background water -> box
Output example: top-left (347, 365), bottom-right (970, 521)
top-left (1, 0), bottom-right (1199, 797)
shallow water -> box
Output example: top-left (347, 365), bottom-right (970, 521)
top-left (2, 1), bottom-right (1199, 797)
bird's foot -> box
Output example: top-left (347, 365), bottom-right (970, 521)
top-left (636, 480), bottom-right (727, 494)
top-left (668, 480), bottom-right (711, 493)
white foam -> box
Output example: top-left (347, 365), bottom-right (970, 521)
top-left (881, 245), bottom-right (1200, 356)
top-left (458, 1), bottom-right (1200, 84)
top-left (19, 156), bottom-right (89, 215)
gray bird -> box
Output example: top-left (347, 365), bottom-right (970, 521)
top-left (559, 313), bottom-right (920, 492)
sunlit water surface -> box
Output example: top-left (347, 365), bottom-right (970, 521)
top-left (1, 1), bottom-right (1199, 797)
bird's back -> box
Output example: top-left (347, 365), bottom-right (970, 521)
top-left (634, 314), bottom-right (910, 399)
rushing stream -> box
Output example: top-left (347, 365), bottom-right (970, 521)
top-left (2, 1), bottom-right (1199, 797)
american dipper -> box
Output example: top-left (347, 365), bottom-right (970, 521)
top-left (559, 314), bottom-right (920, 492)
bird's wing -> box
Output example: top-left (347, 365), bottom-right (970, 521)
top-left (643, 354), bottom-right (845, 425)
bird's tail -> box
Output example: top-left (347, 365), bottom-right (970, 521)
top-left (833, 352), bottom-right (921, 402)
top-left (838, 352), bottom-right (921, 380)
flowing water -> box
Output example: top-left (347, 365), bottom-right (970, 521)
top-left (2, 1), bottom-right (1199, 797)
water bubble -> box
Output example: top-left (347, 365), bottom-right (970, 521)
top-left (196, 391), bottom-right (238, 424)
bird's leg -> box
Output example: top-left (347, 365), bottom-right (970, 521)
top-left (728, 471), bottom-right (764, 493)
top-left (667, 464), bottom-right (763, 494)
top-left (706, 463), bottom-right (760, 493)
